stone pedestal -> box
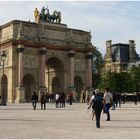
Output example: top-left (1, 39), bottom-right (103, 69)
top-left (15, 87), bottom-right (26, 103)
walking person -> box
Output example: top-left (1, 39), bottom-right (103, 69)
top-left (86, 94), bottom-right (90, 105)
top-left (68, 91), bottom-right (73, 105)
top-left (55, 92), bottom-right (59, 108)
top-left (112, 92), bottom-right (117, 110)
top-left (81, 90), bottom-right (86, 103)
top-left (103, 88), bottom-right (113, 121)
top-left (31, 91), bottom-right (38, 110)
top-left (88, 89), bottom-right (103, 128)
top-left (88, 91), bottom-right (95, 120)
top-left (117, 93), bottom-right (122, 107)
top-left (134, 93), bottom-right (138, 105)
top-left (61, 92), bottom-right (66, 108)
top-left (41, 92), bottom-right (46, 110)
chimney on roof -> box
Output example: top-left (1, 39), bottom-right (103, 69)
top-left (105, 40), bottom-right (112, 59)
top-left (129, 40), bottom-right (137, 62)
top-left (129, 40), bottom-right (135, 48)
top-left (106, 40), bottom-right (112, 47)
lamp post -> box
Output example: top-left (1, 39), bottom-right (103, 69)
top-left (1, 50), bottom-right (7, 105)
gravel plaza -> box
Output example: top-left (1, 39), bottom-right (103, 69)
top-left (0, 102), bottom-right (140, 139)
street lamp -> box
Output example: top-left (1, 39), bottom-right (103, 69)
top-left (1, 50), bottom-right (7, 105)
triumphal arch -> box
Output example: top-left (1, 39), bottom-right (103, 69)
top-left (0, 7), bottom-right (94, 103)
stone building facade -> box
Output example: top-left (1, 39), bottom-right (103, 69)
top-left (0, 20), bottom-right (94, 103)
top-left (104, 40), bottom-right (140, 73)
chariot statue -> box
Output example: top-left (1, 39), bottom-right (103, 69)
top-left (34, 6), bottom-right (61, 24)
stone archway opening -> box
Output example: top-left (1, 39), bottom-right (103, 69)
top-left (52, 76), bottom-right (60, 94)
top-left (74, 76), bottom-right (83, 101)
top-left (1, 74), bottom-right (8, 103)
top-left (23, 74), bottom-right (36, 102)
top-left (46, 57), bottom-right (64, 94)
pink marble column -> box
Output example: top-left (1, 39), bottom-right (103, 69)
top-left (39, 47), bottom-right (47, 87)
top-left (17, 45), bottom-right (24, 87)
top-left (86, 52), bottom-right (93, 88)
top-left (68, 50), bottom-right (75, 88)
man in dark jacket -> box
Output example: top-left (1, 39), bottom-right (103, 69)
top-left (41, 92), bottom-right (46, 110)
top-left (88, 89), bottom-right (103, 128)
top-left (31, 91), bottom-right (38, 110)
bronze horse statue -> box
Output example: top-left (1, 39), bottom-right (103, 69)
top-left (48, 10), bottom-right (61, 23)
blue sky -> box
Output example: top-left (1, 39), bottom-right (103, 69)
top-left (0, 1), bottom-right (140, 56)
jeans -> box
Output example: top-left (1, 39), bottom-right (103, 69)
top-left (41, 102), bottom-right (46, 110)
top-left (95, 107), bottom-right (102, 128)
top-left (32, 100), bottom-right (37, 110)
top-left (105, 103), bottom-right (111, 120)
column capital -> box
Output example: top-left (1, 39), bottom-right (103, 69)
top-left (68, 50), bottom-right (75, 57)
top-left (39, 47), bottom-right (47, 55)
top-left (86, 52), bottom-right (93, 59)
top-left (17, 44), bottom-right (24, 53)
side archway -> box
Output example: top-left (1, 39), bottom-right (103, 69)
top-left (1, 74), bottom-right (8, 103)
top-left (23, 74), bottom-right (36, 102)
top-left (52, 76), bottom-right (60, 94)
top-left (74, 76), bottom-right (83, 101)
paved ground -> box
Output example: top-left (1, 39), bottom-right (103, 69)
top-left (0, 102), bottom-right (140, 139)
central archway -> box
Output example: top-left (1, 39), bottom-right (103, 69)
top-left (74, 76), bottom-right (83, 101)
top-left (23, 74), bottom-right (36, 102)
top-left (46, 57), bottom-right (64, 94)
top-left (52, 77), bottom-right (60, 94)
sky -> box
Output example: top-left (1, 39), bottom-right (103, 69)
top-left (0, 1), bottom-right (140, 56)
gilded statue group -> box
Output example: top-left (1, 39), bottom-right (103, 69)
top-left (34, 6), bottom-right (61, 24)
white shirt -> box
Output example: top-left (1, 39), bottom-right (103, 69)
top-left (55, 94), bottom-right (59, 100)
top-left (104, 92), bottom-right (112, 104)
top-left (88, 95), bottom-right (95, 106)
top-left (91, 95), bottom-right (95, 100)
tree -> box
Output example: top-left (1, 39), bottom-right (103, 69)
top-left (129, 67), bottom-right (140, 92)
top-left (98, 71), bottom-right (130, 93)
top-left (92, 47), bottom-right (104, 88)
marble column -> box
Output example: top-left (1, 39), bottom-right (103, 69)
top-left (68, 50), bottom-right (75, 88)
top-left (39, 47), bottom-right (47, 100)
top-left (68, 50), bottom-right (76, 100)
top-left (15, 44), bottom-right (25, 103)
top-left (17, 45), bottom-right (24, 86)
top-left (39, 47), bottom-right (47, 87)
top-left (86, 52), bottom-right (93, 95)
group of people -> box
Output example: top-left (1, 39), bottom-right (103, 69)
top-left (55, 91), bottom-right (74, 108)
top-left (88, 88), bottom-right (113, 128)
top-left (31, 90), bottom-right (74, 110)
top-left (112, 92), bottom-right (122, 110)
top-left (55, 91), bottom-right (66, 108)
top-left (31, 91), bottom-right (47, 110)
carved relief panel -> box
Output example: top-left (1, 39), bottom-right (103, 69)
top-left (24, 55), bottom-right (38, 68)
top-left (74, 59), bottom-right (86, 71)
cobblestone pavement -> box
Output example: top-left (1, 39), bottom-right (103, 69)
top-left (0, 102), bottom-right (140, 139)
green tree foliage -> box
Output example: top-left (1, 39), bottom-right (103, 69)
top-left (129, 67), bottom-right (140, 92)
top-left (98, 71), bottom-right (130, 93)
top-left (92, 47), bottom-right (140, 93)
top-left (92, 47), bottom-right (104, 88)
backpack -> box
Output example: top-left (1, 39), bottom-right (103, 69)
top-left (92, 95), bottom-right (103, 109)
